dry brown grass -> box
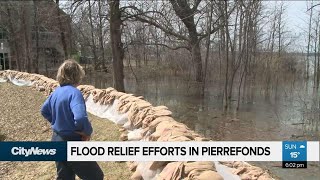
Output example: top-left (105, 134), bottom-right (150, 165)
top-left (0, 83), bottom-right (131, 180)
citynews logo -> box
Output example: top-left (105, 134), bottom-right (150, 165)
top-left (11, 147), bottom-right (56, 157)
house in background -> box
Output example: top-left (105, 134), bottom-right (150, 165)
top-left (0, 27), bottom-right (9, 70)
top-left (0, 0), bottom-right (72, 71)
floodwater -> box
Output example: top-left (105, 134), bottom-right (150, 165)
top-left (83, 71), bottom-right (320, 179)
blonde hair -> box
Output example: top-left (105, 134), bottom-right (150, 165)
top-left (56, 59), bottom-right (85, 85)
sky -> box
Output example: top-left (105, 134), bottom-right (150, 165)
top-left (261, 1), bottom-right (310, 51)
top-left (286, 1), bottom-right (309, 50)
top-left (286, 1), bottom-right (308, 29)
top-left (60, 0), bottom-right (311, 52)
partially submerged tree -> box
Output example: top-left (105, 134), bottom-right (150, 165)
top-left (125, 0), bottom-right (236, 82)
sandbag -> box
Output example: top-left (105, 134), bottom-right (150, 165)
top-left (187, 169), bottom-right (224, 180)
top-left (136, 162), bottom-right (163, 180)
top-left (130, 170), bottom-right (143, 180)
top-left (157, 162), bottom-right (183, 180)
top-left (184, 161), bottom-right (216, 176)
top-left (127, 129), bottom-right (143, 141)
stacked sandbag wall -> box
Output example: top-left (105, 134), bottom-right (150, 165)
top-left (0, 70), bottom-right (274, 180)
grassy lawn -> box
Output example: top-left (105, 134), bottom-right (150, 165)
top-left (0, 83), bottom-right (131, 180)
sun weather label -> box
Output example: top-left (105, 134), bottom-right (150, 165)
top-left (0, 142), bottom-right (67, 161)
top-left (282, 141), bottom-right (307, 168)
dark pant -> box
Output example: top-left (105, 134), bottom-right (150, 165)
top-left (52, 132), bottom-right (104, 180)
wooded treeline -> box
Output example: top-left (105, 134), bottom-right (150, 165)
top-left (0, 1), bottom-right (72, 75)
top-left (305, 0), bottom-right (320, 90)
top-left (0, 0), bottom-right (313, 111)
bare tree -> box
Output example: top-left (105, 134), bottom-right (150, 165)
top-left (56, 0), bottom-right (69, 59)
top-left (4, 2), bottom-right (22, 71)
top-left (126, 0), bottom-right (235, 82)
top-left (201, 0), bottom-right (214, 97)
top-left (109, 0), bottom-right (125, 92)
top-left (98, 0), bottom-right (107, 71)
top-left (307, 1), bottom-right (313, 80)
top-left (33, 0), bottom-right (40, 73)
top-left (21, 2), bottom-right (32, 72)
top-left (88, 0), bottom-right (98, 69)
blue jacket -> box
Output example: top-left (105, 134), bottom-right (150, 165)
top-left (41, 84), bottom-right (93, 140)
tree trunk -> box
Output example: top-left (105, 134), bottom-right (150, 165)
top-left (109, 0), bottom-right (125, 92)
top-left (227, 4), bottom-right (240, 107)
top-left (223, 1), bottom-right (229, 111)
top-left (56, 0), bottom-right (68, 59)
top-left (314, 14), bottom-right (319, 89)
top-left (6, 4), bottom-right (21, 71)
top-left (33, 0), bottom-right (39, 73)
top-left (98, 0), bottom-right (106, 71)
top-left (169, 0), bottom-right (203, 82)
top-left (307, 1), bottom-right (313, 80)
top-left (201, 1), bottom-right (214, 97)
top-left (190, 39), bottom-right (203, 82)
top-left (317, 21), bottom-right (320, 89)
top-left (88, 0), bottom-right (98, 70)
top-left (22, 4), bottom-right (32, 73)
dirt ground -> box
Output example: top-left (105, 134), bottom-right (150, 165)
top-left (0, 83), bottom-right (131, 180)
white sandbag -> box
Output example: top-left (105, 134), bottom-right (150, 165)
top-left (128, 128), bottom-right (143, 141)
top-left (85, 94), bottom-right (129, 125)
top-left (4, 74), bottom-right (33, 86)
top-left (0, 78), bottom-right (7, 83)
top-left (136, 162), bottom-right (163, 180)
top-left (11, 78), bottom-right (33, 86)
top-left (123, 121), bottom-right (132, 129)
top-left (214, 161), bottom-right (241, 180)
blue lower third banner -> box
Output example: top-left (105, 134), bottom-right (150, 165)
top-left (0, 141), bottom-right (319, 162)
top-left (0, 142), bottom-right (67, 161)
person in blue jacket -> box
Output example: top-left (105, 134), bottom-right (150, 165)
top-left (41, 59), bottom-right (104, 180)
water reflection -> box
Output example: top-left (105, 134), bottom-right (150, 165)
top-left (83, 72), bottom-right (319, 141)
top-left (83, 72), bottom-right (320, 179)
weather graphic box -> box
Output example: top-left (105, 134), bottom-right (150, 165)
top-left (282, 141), bottom-right (307, 168)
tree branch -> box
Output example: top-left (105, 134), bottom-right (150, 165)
top-left (192, 0), bottom-right (202, 12)
top-left (121, 5), bottom-right (189, 41)
top-left (199, 4), bottom-right (237, 40)
top-left (122, 10), bottom-right (164, 22)
top-left (130, 15), bottom-right (189, 41)
top-left (307, 3), bottom-right (320, 12)
top-left (128, 41), bottom-right (189, 50)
